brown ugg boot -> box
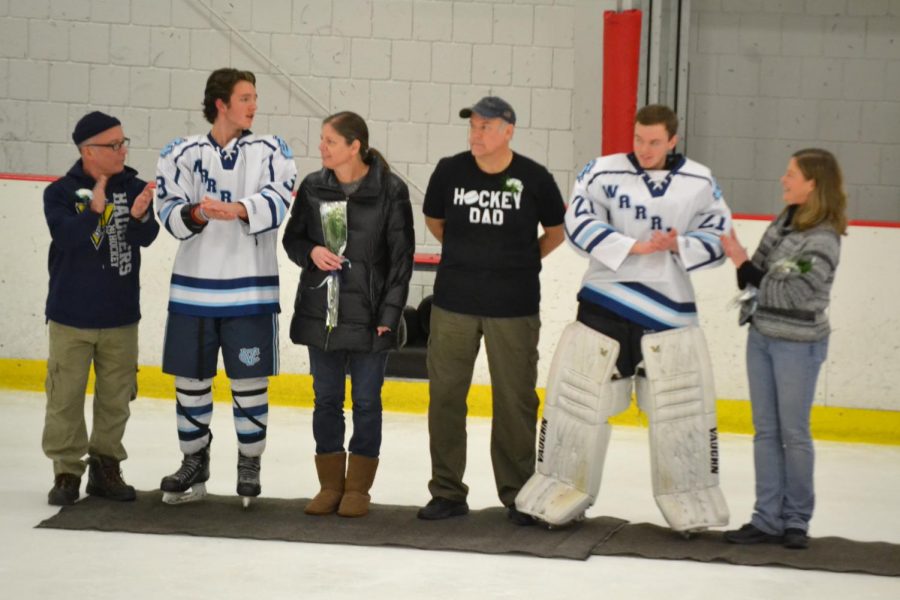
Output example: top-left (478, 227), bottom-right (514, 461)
top-left (337, 454), bottom-right (379, 518)
top-left (305, 452), bottom-right (346, 515)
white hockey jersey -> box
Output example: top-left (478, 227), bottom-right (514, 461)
top-left (566, 152), bottom-right (731, 330)
top-left (156, 132), bottom-right (298, 317)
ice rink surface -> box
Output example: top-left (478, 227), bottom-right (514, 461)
top-left (1, 390), bottom-right (898, 600)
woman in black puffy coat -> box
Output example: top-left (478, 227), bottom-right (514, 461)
top-left (282, 111), bottom-right (414, 518)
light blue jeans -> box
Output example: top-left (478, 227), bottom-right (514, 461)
top-left (746, 327), bottom-right (828, 535)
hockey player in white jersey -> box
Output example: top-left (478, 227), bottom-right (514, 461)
top-left (155, 68), bottom-right (298, 507)
top-left (516, 104), bottom-right (731, 533)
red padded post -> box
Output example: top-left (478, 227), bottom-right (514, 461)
top-left (602, 9), bottom-right (642, 156)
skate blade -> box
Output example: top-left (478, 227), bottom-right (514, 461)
top-left (162, 483), bottom-right (208, 505)
top-left (242, 496), bottom-right (251, 509)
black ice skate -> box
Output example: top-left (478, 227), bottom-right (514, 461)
top-left (160, 445), bottom-right (210, 504)
top-left (236, 452), bottom-right (261, 508)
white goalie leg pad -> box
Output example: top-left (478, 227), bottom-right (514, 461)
top-left (638, 326), bottom-right (729, 532)
top-left (515, 322), bottom-right (626, 526)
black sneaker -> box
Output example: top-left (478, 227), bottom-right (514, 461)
top-left (723, 523), bottom-right (783, 544)
top-left (783, 528), bottom-right (809, 550)
top-left (417, 497), bottom-right (469, 520)
top-left (506, 505), bottom-right (536, 526)
top-left (86, 455), bottom-right (136, 501)
top-left (48, 473), bottom-right (81, 506)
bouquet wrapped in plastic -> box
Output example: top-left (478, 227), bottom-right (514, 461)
top-left (320, 201), bottom-right (348, 330)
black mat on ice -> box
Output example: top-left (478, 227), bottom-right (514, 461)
top-left (35, 491), bottom-right (625, 560)
top-left (592, 521), bottom-right (900, 577)
top-left (37, 492), bottom-right (900, 575)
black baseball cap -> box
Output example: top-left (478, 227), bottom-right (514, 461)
top-left (459, 96), bottom-right (516, 125)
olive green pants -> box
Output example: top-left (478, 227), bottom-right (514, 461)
top-left (426, 306), bottom-right (540, 506)
top-left (43, 321), bottom-right (138, 476)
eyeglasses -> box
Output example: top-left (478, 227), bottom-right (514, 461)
top-left (84, 138), bottom-right (130, 151)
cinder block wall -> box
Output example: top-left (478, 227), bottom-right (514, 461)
top-left (687, 0), bottom-right (900, 219)
top-left (0, 0), bottom-right (583, 308)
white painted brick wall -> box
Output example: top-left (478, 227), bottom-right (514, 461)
top-left (412, 1), bottom-right (452, 42)
top-left (391, 40), bottom-right (432, 82)
top-left (132, 0), bottom-right (171, 27)
top-left (690, 2), bottom-right (900, 220)
top-left (50, 0), bottom-right (91, 21)
top-left (431, 42), bottom-right (472, 83)
top-left (373, 0), bottom-right (413, 40)
top-left (452, 2), bottom-right (493, 44)
top-left (351, 38), bottom-right (392, 79)
top-left (332, 0), bottom-right (372, 37)
top-left (0, 18), bottom-right (26, 58)
top-left (0, 60), bottom-right (7, 99)
top-left (8, 59), bottom-right (48, 100)
top-left (310, 36), bottom-right (351, 77)
top-left (293, 0), bottom-right (332, 34)
top-left (370, 80), bottom-right (410, 120)
top-left (9, 0), bottom-right (49, 19)
top-left (48, 63), bottom-right (89, 103)
top-left (330, 78), bottom-right (370, 116)
top-left (271, 34), bottom-right (312, 75)
top-left (252, 0), bottom-right (293, 33)
top-left (472, 44), bottom-right (512, 85)
top-left (410, 83), bottom-right (450, 123)
top-left (91, 0), bottom-right (130, 24)
top-left (150, 29), bottom-right (191, 69)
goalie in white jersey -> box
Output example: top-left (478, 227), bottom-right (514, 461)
top-left (155, 68), bottom-right (298, 506)
top-left (516, 105), bottom-right (731, 532)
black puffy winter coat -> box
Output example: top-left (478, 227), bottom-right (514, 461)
top-left (282, 157), bottom-right (414, 353)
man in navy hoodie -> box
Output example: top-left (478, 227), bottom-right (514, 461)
top-left (42, 111), bottom-right (159, 505)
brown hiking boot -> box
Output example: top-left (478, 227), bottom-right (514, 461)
top-left (48, 473), bottom-right (81, 506)
top-left (87, 455), bottom-right (136, 501)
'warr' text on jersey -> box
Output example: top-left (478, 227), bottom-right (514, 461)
top-left (193, 159), bottom-right (232, 201)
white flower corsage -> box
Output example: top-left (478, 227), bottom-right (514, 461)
top-left (772, 256), bottom-right (815, 274)
top-left (502, 177), bottom-right (523, 194)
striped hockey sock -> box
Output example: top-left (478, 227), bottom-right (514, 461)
top-left (231, 377), bottom-right (269, 457)
top-left (174, 376), bottom-right (213, 455)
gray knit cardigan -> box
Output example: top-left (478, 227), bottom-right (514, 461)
top-left (739, 210), bottom-right (842, 342)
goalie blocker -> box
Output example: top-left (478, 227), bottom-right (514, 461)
top-left (516, 323), bottom-right (728, 532)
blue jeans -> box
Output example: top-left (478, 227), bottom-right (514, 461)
top-left (746, 327), bottom-right (828, 535)
top-left (308, 346), bottom-right (388, 458)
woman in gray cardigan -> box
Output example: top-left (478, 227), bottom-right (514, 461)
top-left (719, 148), bottom-right (847, 550)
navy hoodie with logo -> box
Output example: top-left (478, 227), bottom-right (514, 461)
top-left (43, 160), bottom-right (160, 329)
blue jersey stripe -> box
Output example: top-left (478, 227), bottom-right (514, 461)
top-left (168, 301), bottom-right (280, 317)
top-left (170, 274), bottom-right (280, 289)
top-left (584, 227), bottom-right (616, 254)
top-left (578, 288), bottom-right (679, 331)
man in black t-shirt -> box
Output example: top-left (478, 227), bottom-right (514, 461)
top-left (417, 96), bottom-right (566, 524)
